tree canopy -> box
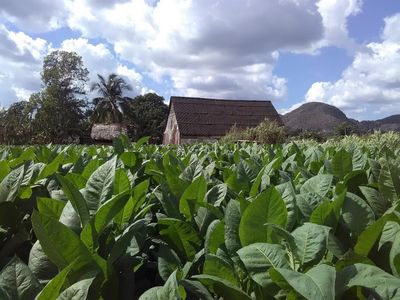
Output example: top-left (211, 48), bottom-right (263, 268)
top-left (91, 73), bottom-right (132, 124)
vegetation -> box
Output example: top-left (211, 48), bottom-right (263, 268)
top-left (127, 93), bottom-right (168, 144)
top-left (0, 51), bottom-right (168, 144)
top-left (0, 133), bottom-right (400, 299)
top-left (91, 74), bottom-right (132, 124)
top-left (222, 119), bottom-right (286, 144)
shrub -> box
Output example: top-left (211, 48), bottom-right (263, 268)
top-left (221, 119), bottom-right (286, 144)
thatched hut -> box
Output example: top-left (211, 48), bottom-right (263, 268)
top-left (90, 123), bottom-right (128, 142)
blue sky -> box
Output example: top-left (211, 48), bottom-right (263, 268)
top-left (0, 0), bottom-right (399, 120)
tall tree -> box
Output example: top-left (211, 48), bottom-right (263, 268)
top-left (30, 50), bottom-right (89, 143)
top-left (128, 93), bottom-right (168, 143)
top-left (0, 101), bottom-right (33, 144)
top-left (90, 74), bottom-right (132, 124)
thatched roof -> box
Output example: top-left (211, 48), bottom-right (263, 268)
top-left (170, 96), bottom-right (282, 137)
top-left (91, 123), bottom-right (128, 141)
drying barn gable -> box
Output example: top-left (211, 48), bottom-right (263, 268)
top-left (163, 96), bottom-right (282, 144)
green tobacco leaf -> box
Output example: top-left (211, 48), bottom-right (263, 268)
top-left (310, 200), bottom-right (337, 227)
top-left (36, 263), bottom-right (74, 300)
top-left (158, 245), bottom-right (182, 281)
top-left (239, 187), bottom-right (287, 246)
top-left (57, 174), bottom-right (90, 227)
top-left (139, 270), bottom-right (182, 300)
top-left (0, 164), bottom-right (24, 202)
top-left (31, 210), bottom-right (93, 270)
top-left (292, 222), bottom-right (330, 267)
top-left (341, 192), bottom-right (375, 237)
top-left (206, 184), bottom-right (227, 206)
top-left (337, 263), bottom-right (400, 299)
top-left (272, 264), bottom-right (335, 300)
top-left (390, 233), bottom-right (400, 276)
top-left (181, 280), bottom-right (213, 300)
top-left (205, 220), bottom-right (225, 256)
top-left (300, 174), bottom-right (333, 197)
top-left (0, 160), bottom-right (10, 183)
top-left (121, 179), bottom-right (149, 224)
top-left (331, 149), bottom-right (353, 180)
top-left (379, 161), bottom-right (400, 204)
top-left (355, 213), bottom-right (399, 256)
top-left (179, 176), bottom-right (207, 220)
top-left (81, 191), bottom-right (130, 250)
top-left (37, 197), bottom-right (66, 219)
top-left (237, 243), bottom-right (290, 288)
top-left (343, 170), bottom-right (368, 195)
top-left (250, 156), bottom-right (282, 197)
top-left (113, 168), bottom-right (131, 195)
top-left (224, 200), bottom-right (242, 257)
top-left (84, 156), bottom-right (117, 211)
top-left (203, 254), bottom-right (239, 286)
top-left (57, 278), bottom-right (94, 300)
top-left (193, 274), bottom-right (251, 300)
top-left (158, 218), bottom-right (202, 260)
top-left (0, 256), bottom-right (41, 300)
top-left (380, 221), bottom-right (400, 249)
top-left (360, 186), bottom-right (389, 217)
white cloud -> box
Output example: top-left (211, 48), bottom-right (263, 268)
top-left (0, 25), bottom-right (49, 107)
top-left (314, 0), bottom-right (362, 52)
top-left (65, 0), bottom-right (328, 101)
top-left (304, 13), bottom-right (400, 120)
top-left (0, 0), bottom-right (373, 107)
top-left (0, 0), bottom-right (67, 32)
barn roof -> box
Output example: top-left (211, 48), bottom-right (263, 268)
top-left (170, 96), bottom-right (283, 137)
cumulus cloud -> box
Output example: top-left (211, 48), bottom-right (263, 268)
top-left (0, 0), bottom-right (67, 32)
top-left (0, 0), bottom-right (374, 107)
top-left (65, 0), bottom-right (329, 100)
top-left (60, 38), bottom-right (147, 97)
top-left (0, 25), bottom-right (49, 107)
top-left (304, 13), bottom-right (400, 120)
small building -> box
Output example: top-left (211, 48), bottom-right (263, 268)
top-left (163, 96), bottom-right (283, 145)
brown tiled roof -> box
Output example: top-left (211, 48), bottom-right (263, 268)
top-left (170, 96), bottom-right (283, 137)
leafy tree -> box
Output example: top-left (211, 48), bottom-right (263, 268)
top-left (336, 122), bottom-right (359, 136)
top-left (0, 101), bottom-right (33, 144)
top-left (29, 50), bottom-right (89, 143)
top-left (127, 93), bottom-right (168, 143)
top-left (90, 74), bottom-right (132, 124)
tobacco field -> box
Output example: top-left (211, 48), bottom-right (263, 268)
top-left (0, 133), bottom-right (400, 299)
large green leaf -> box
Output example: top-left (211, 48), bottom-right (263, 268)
top-left (37, 198), bottom-right (66, 220)
top-left (239, 187), bottom-right (287, 246)
top-left (203, 254), bottom-right (239, 286)
top-left (332, 149), bottom-right (353, 180)
top-left (360, 186), bottom-right (389, 217)
top-left (121, 179), bottom-right (149, 224)
top-left (35, 263), bottom-right (74, 300)
top-left (341, 192), bottom-right (375, 237)
top-left (379, 160), bottom-right (400, 204)
top-left (205, 220), bottom-right (225, 256)
top-left (337, 263), bottom-right (400, 299)
top-left (237, 243), bottom-right (290, 288)
top-left (224, 200), bottom-right (242, 257)
top-left (0, 256), bottom-right (41, 300)
top-left (179, 176), bottom-right (207, 220)
top-left (291, 222), bottom-right (330, 266)
top-left (31, 210), bottom-right (94, 270)
top-left (193, 274), bottom-right (251, 300)
top-left (272, 264), bottom-right (335, 300)
top-left (158, 245), bottom-right (182, 281)
top-left (0, 164), bottom-right (24, 202)
top-left (83, 156), bottom-right (117, 211)
top-left (57, 175), bottom-right (90, 227)
top-left (158, 218), bottom-right (202, 260)
top-left (300, 174), bottom-right (333, 197)
top-left (57, 278), bottom-right (94, 300)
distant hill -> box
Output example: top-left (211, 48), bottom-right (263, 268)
top-left (282, 102), bottom-right (400, 133)
top-left (282, 102), bottom-right (352, 133)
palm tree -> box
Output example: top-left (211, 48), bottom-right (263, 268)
top-left (90, 73), bottom-right (132, 124)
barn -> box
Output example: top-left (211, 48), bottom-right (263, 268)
top-left (163, 96), bottom-right (283, 145)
